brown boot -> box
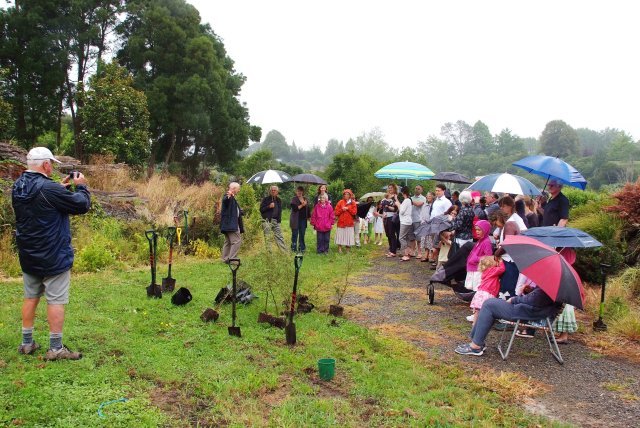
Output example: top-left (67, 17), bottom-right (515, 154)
top-left (45, 345), bottom-right (82, 361)
top-left (18, 341), bottom-right (40, 355)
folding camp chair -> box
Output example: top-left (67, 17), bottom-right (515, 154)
top-left (497, 317), bottom-right (564, 365)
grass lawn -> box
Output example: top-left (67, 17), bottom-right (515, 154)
top-left (0, 232), bottom-right (553, 427)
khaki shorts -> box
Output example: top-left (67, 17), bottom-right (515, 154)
top-left (23, 270), bottom-right (71, 304)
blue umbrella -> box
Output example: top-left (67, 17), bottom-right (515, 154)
top-left (512, 155), bottom-right (587, 190)
top-left (521, 226), bottom-right (602, 248)
top-left (374, 161), bottom-right (435, 181)
top-left (466, 173), bottom-right (541, 196)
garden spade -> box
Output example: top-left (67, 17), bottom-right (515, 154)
top-left (176, 227), bottom-right (182, 247)
top-left (162, 227), bottom-right (177, 293)
top-left (593, 263), bottom-right (611, 331)
top-left (145, 230), bottom-right (161, 298)
top-left (228, 258), bottom-right (242, 337)
top-left (285, 254), bottom-right (303, 345)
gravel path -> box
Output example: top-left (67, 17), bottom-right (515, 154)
top-left (343, 253), bottom-right (640, 428)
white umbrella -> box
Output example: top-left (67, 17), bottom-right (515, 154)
top-left (246, 169), bottom-right (292, 184)
top-left (466, 173), bottom-right (541, 196)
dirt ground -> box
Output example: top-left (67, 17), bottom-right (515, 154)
top-left (342, 253), bottom-right (640, 428)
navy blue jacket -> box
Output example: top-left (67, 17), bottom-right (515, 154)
top-left (12, 172), bottom-right (91, 276)
top-left (220, 194), bottom-right (244, 233)
top-left (509, 288), bottom-right (563, 320)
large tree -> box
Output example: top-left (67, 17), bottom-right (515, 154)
top-left (539, 120), bottom-right (580, 158)
top-left (80, 61), bottom-right (150, 165)
top-left (0, 2), bottom-right (68, 145)
top-left (118, 0), bottom-right (259, 174)
top-left (261, 129), bottom-right (290, 160)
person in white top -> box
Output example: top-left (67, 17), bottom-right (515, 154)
top-left (397, 186), bottom-right (415, 261)
top-left (493, 196), bottom-right (527, 297)
top-left (429, 184), bottom-right (452, 264)
top-left (431, 184), bottom-right (452, 217)
top-left (411, 184), bottom-right (427, 259)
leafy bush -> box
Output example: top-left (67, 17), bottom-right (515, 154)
top-left (190, 239), bottom-right (221, 259)
top-left (563, 187), bottom-right (606, 208)
top-left (571, 212), bottom-right (624, 282)
top-left (74, 237), bottom-right (117, 272)
top-left (0, 228), bottom-right (21, 278)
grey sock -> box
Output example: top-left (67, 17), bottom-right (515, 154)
top-left (50, 332), bottom-right (63, 350)
top-left (22, 327), bottom-right (34, 345)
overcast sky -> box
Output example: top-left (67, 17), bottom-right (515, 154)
top-left (188, 0), bottom-right (638, 150)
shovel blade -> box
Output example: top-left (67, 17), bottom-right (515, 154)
top-left (228, 326), bottom-right (242, 337)
top-left (161, 277), bottom-right (176, 293)
top-left (285, 322), bottom-right (296, 345)
top-left (147, 284), bottom-right (162, 298)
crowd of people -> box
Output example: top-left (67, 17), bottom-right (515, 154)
top-left (251, 177), bottom-right (576, 357)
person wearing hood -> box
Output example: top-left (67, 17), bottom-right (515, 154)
top-left (12, 147), bottom-right (91, 361)
top-left (462, 220), bottom-right (495, 320)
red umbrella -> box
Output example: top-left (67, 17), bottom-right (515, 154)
top-left (501, 235), bottom-right (585, 309)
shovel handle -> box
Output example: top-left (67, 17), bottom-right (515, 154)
top-left (167, 226), bottom-right (176, 243)
top-left (176, 227), bottom-right (182, 246)
top-left (145, 230), bottom-right (155, 243)
top-left (228, 258), bottom-right (241, 272)
top-left (294, 254), bottom-right (303, 271)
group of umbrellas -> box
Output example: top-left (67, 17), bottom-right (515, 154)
top-left (373, 155), bottom-right (594, 311)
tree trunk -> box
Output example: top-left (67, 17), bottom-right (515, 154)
top-left (163, 132), bottom-right (177, 170)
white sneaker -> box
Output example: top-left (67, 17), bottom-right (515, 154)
top-left (466, 314), bottom-right (475, 322)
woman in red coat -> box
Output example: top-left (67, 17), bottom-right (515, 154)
top-left (334, 189), bottom-right (358, 253)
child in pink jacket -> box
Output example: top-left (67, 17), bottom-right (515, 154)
top-left (469, 256), bottom-right (505, 325)
top-left (310, 194), bottom-right (335, 254)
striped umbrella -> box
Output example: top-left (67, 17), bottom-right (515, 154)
top-left (374, 161), bottom-right (435, 181)
top-left (466, 173), bottom-right (541, 196)
top-left (246, 169), bottom-right (292, 184)
top-left (501, 235), bottom-right (585, 309)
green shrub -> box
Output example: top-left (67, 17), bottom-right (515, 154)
top-left (74, 237), bottom-right (117, 272)
top-left (190, 238), bottom-right (221, 259)
top-left (0, 228), bottom-right (21, 278)
top-left (236, 184), bottom-right (258, 218)
top-left (571, 212), bottom-right (624, 282)
top-left (563, 187), bottom-right (606, 208)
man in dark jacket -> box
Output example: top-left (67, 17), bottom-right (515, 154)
top-left (454, 287), bottom-right (562, 356)
top-left (259, 185), bottom-right (287, 252)
top-left (220, 182), bottom-right (243, 262)
top-left (12, 147), bottom-right (91, 360)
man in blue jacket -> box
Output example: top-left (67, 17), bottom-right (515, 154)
top-left (220, 182), bottom-right (243, 262)
top-left (454, 287), bottom-right (562, 356)
top-left (12, 147), bottom-right (91, 361)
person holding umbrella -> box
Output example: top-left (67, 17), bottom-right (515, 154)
top-left (382, 184), bottom-right (400, 257)
top-left (455, 286), bottom-right (562, 356)
top-left (289, 186), bottom-right (310, 253)
top-left (542, 180), bottom-right (569, 227)
top-left (334, 189), bottom-right (358, 253)
top-left (259, 185), bottom-right (287, 252)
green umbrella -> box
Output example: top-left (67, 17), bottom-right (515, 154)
top-left (374, 161), bottom-right (435, 184)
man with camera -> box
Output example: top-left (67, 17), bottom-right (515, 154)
top-left (220, 182), bottom-right (244, 262)
top-left (12, 147), bottom-right (91, 360)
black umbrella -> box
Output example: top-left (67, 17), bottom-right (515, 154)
top-left (521, 227), bottom-right (602, 249)
top-left (246, 169), bottom-right (292, 185)
top-left (431, 171), bottom-right (473, 184)
top-left (291, 173), bottom-right (327, 185)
